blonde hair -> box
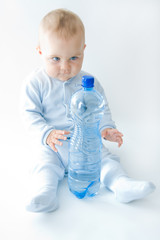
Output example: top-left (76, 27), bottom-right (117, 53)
top-left (38, 9), bottom-right (85, 46)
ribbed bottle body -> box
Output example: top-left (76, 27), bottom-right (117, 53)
top-left (68, 122), bottom-right (102, 198)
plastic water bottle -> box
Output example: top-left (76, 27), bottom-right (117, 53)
top-left (68, 75), bottom-right (105, 199)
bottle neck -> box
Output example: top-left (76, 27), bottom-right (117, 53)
top-left (83, 87), bottom-right (93, 91)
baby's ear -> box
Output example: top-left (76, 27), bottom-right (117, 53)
top-left (36, 46), bottom-right (42, 55)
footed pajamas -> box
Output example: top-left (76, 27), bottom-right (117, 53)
top-left (21, 68), bottom-right (155, 212)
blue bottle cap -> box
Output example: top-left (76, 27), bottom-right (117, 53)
top-left (82, 75), bottom-right (94, 88)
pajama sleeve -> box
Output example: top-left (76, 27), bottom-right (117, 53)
top-left (20, 77), bottom-right (54, 145)
top-left (94, 78), bottom-right (116, 132)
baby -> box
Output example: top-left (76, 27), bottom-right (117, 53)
top-left (21, 9), bottom-right (155, 213)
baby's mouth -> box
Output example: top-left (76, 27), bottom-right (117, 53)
top-left (60, 73), bottom-right (71, 79)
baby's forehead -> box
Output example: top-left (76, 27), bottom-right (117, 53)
top-left (39, 28), bottom-right (85, 51)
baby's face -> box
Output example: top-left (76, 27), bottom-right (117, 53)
top-left (40, 31), bottom-right (86, 81)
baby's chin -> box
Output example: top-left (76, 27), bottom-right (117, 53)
top-left (58, 77), bottom-right (71, 81)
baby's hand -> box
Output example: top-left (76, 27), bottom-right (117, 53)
top-left (101, 128), bottom-right (123, 147)
top-left (46, 130), bottom-right (70, 152)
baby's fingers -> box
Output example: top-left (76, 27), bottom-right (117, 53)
top-left (54, 130), bottom-right (70, 135)
top-left (113, 131), bottom-right (123, 139)
top-left (53, 133), bottom-right (67, 141)
top-left (116, 130), bottom-right (123, 137)
top-left (117, 136), bottom-right (123, 147)
top-left (49, 142), bottom-right (58, 152)
top-left (52, 138), bottom-right (63, 146)
top-left (119, 132), bottom-right (124, 137)
top-left (113, 129), bottom-right (123, 136)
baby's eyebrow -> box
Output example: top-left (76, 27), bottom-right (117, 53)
top-left (69, 53), bottom-right (82, 58)
top-left (47, 52), bottom-right (82, 59)
top-left (48, 54), bottom-right (60, 58)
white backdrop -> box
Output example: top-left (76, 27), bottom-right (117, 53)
top-left (0, 1), bottom-right (160, 239)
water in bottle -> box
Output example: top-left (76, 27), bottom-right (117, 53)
top-left (68, 75), bottom-right (105, 199)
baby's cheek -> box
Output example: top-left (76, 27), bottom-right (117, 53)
top-left (46, 65), bottom-right (59, 78)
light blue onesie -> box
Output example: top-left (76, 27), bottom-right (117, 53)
top-left (21, 68), bottom-right (154, 212)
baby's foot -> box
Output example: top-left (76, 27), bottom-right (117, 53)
top-left (111, 176), bottom-right (156, 203)
top-left (26, 187), bottom-right (58, 213)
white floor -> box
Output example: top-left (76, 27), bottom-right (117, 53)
top-left (0, 118), bottom-right (160, 240)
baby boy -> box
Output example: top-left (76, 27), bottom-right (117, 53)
top-left (21, 9), bottom-right (155, 213)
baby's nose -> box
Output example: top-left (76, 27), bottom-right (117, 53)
top-left (60, 60), bottom-right (70, 72)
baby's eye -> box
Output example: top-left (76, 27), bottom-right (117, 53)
top-left (52, 57), bottom-right (60, 62)
top-left (70, 56), bottom-right (78, 61)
